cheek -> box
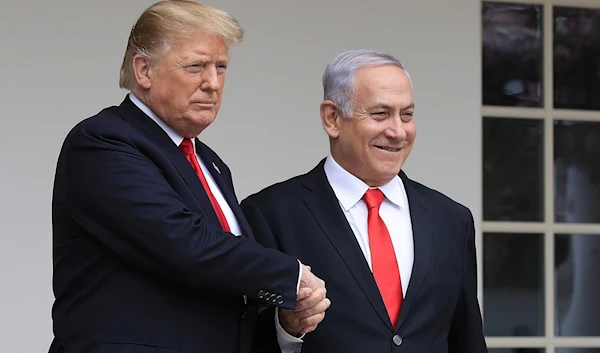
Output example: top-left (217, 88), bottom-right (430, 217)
top-left (406, 124), bottom-right (417, 141)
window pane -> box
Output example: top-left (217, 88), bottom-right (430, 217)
top-left (484, 233), bottom-right (544, 336)
top-left (483, 117), bottom-right (544, 221)
top-left (554, 121), bottom-right (600, 223)
top-left (554, 7), bottom-right (600, 110)
top-left (555, 234), bottom-right (600, 336)
top-left (489, 349), bottom-right (544, 353)
top-left (483, 2), bottom-right (543, 107)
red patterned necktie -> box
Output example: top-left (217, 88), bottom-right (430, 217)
top-left (363, 188), bottom-right (403, 327)
top-left (179, 138), bottom-right (230, 232)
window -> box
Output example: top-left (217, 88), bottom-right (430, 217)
top-left (481, 1), bottom-right (600, 352)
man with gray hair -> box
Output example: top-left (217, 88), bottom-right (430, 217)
top-left (49, 1), bottom-right (329, 353)
top-left (242, 49), bottom-right (487, 352)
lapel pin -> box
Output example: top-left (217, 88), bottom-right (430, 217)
top-left (212, 162), bottom-right (221, 174)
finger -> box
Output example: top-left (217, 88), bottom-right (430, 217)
top-left (298, 312), bottom-right (326, 335)
top-left (295, 288), bottom-right (326, 311)
top-left (300, 325), bottom-right (318, 335)
top-left (296, 287), bottom-right (313, 302)
top-left (297, 298), bottom-right (331, 320)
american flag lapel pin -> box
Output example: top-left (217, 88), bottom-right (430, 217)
top-left (212, 162), bottom-right (221, 174)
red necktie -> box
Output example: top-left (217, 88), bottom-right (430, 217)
top-left (179, 138), bottom-right (230, 232)
top-left (363, 188), bottom-right (403, 327)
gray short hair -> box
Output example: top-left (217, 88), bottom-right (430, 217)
top-left (322, 50), bottom-right (410, 118)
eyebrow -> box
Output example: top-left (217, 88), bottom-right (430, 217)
top-left (402, 103), bottom-right (415, 111)
top-left (367, 103), bottom-right (415, 111)
top-left (367, 103), bottom-right (393, 111)
top-left (187, 53), bottom-right (230, 62)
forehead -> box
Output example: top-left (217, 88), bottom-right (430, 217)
top-left (168, 31), bottom-right (230, 59)
top-left (353, 64), bottom-right (413, 105)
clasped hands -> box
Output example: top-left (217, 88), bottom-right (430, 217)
top-left (279, 265), bottom-right (331, 337)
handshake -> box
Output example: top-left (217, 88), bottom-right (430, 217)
top-left (279, 264), bottom-right (331, 337)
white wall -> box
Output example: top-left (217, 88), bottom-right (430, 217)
top-left (0, 0), bottom-right (480, 352)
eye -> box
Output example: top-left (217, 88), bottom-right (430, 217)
top-left (217, 63), bottom-right (228, 74)
top-left (401, 112), bottom-right (414, 121)
top-left (371, 111), bottom-right (389, 119)
top-left (186, 63), bottom-right (204, 72)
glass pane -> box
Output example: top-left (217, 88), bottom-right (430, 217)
top-left (554, 121), bottom-right (600, 223)
top-left (554, 7), bottom-right (600, 110)
top-left (483, 117), bottom-right (544, 221)
top-left (484, 233), bottom-right (544, 336)
top-left (555, 234), bottom-right (600, 336)
top-left (489, 349), bottom-right (544, 353)
top-left (482, 2), bottom-right (543, 107)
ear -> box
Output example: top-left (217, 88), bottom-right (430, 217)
top-left (320, 100), bottom-right (342, 139)
top-left (132, 54), bottom-right (154, 89)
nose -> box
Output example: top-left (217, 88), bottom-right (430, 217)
top-left (384, 116), bottom-right (407, 140)
top-left (200, 65), bottom-right (220, 91)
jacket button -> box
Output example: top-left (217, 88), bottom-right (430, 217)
top-left (392, 335), bottom-right (402, 346)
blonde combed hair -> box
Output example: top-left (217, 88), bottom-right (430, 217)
top-left (119, 0), bottom-right (244, 90)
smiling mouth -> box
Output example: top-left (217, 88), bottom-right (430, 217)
top-left (375, 145), bottom-right (402, 152)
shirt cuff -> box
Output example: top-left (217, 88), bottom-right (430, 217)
top-left (296, 260), bottom-right (303, 295)
top-left (275, 307), bottom-right (304, 353)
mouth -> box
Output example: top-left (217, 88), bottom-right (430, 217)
top-left (375, 145), bottom-right (402, 152)
top-left (195, 101), bottom-right (216, 107)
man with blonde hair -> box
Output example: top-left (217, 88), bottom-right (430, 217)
top-left (49, 1), bottom-right (328, 353)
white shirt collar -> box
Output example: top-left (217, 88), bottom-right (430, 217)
top-left (128, 93), bottom-right (192, 149)
top-left (323, 153), bottom-right (408, 211)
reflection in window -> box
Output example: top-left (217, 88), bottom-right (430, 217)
top-left (482, 2), bottom-right (543, 107)
top-left (554, 121), bottom-right (600, 223)
top-left (483, 117), bottom-right (544, 222)
top-left (554, 7), bottom-right (600, 110)
top-left (484, 233), bottom-right (544, 336)
top-left (555, 234), bottom-right (600, 337)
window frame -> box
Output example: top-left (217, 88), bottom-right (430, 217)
top-left (481, 0), bottom-right (600, 350)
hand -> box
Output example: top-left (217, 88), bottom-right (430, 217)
top-left (300, 265), bottom-right (325, 292)
top-left (279, 266), bottom-right (331, 337)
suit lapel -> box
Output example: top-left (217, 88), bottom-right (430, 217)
top-left (395, 172), bottom-right (433, 331)
top-left (195, 140), bottom-right (254, 239)
top-left (302, 161), bottom-right (393, 330)
top-left (117, 97), bottom-right (221, 227)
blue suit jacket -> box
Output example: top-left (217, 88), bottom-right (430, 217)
top-left (241, 161), bottom-right (488, 353)
top-left (50, 96), bottom-right (299, 353)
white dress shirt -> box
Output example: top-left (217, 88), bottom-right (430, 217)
top-left (324, 154), bottom-right (414, 295)
top-left (280, 154), bottom-right (415, 352)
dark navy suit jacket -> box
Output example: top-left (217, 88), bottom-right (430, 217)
top-left (50, 96), bottom-right (299, 353)
top-left (241, 161), bottom-right (488, 353)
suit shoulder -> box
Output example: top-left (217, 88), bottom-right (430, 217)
top-left (243, 173), bottom-right (307, 206)
top-left (63, 105), bottom-right (127, 142)
top-left (406, 176), bottom-right (473, 219)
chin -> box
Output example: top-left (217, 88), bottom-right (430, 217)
top-left (189, 114), bottom-right (216, 126)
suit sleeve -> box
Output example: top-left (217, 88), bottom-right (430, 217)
top-left (240, 197), bottom-right (289, 353)
top-left (63, 124), bottom-right (298, 309)
top-left (447, 209), bottom-right (488, 353)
